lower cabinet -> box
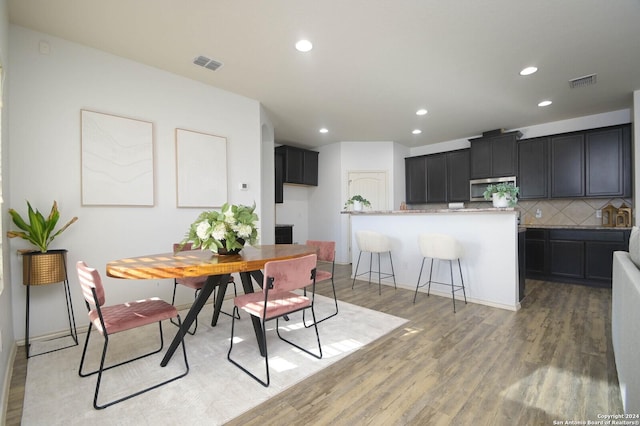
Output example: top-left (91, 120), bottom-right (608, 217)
top-left (525, 228), bottom-right (630, 287)
top-left (275, 225), bottom-right (293, 244)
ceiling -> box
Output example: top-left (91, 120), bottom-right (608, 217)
top-left (7, 0), bottom-right (640, 148)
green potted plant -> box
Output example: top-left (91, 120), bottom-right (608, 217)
top-left (178, 202), bottom-right (259, 255)
top-left (483, 183), bottom-right (519, 208)
top-left (7, 200), bottom-right (78, 285)
top-left (344, 195), bottom-right (371, 211)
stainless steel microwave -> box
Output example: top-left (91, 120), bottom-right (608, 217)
top-left (469, 176), bottom-right (517, 201)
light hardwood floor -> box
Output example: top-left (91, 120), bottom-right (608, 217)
top-left (6, 264), bottom-right (622, 425)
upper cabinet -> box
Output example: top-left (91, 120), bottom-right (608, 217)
top-left (550, 133), bottom-right (585, 198)
top-left (518, 137), bottom-right (548, 199)
top-left (405, 149), bottom-right (469, 204)
top-left (405, 156), bottom-right (427, 204)
top-left (518, 124), bottom-right (632, 200)
top-left (585, 125), bottom-right (632, 197)
top-left (447, 149), bottom-right (470, 202)
top-left (469, 131), bottom-right (521, 179)
top-left (275, 145), bottom-right (319, 186)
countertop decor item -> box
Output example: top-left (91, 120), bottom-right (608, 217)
top-left (344, 195), bottom-right (371, 211)
top-left (7, 200), bottom-right (78, 253)
top-left (178, 202), bottom-right (259, 254)
top-left (483, 182), bottom-right (519, 207)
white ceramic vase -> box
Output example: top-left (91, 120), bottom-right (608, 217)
top-left (353, 200), bottom-right (363, 211)
top-left (492, 193), bottom-right (510, 208)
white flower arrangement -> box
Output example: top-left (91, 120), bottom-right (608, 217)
top-left (179, 203), bottom-right (259, 254)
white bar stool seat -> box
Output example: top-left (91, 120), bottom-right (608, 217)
top-left (352, 230), bottom-right (396, 295)
top-left (414, 233), bottom-right (467, 312)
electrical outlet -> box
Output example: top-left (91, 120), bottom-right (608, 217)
top-left (535, 208), bottom-right (542, 219)
top-left (596, 210), bottom-right (602, 218)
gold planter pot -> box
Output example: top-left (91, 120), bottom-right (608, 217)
top-left (22, 249), bottom-right (68, 286)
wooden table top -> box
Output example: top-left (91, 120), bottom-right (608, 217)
top-left (106, 244), bottom-right (317, 280)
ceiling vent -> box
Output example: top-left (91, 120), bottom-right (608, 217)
top-left (569, 73), bottom-right (597, 89)
top-left (193, 55), bottom-right (223, 71)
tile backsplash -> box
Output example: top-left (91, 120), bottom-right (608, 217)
top-left (518, 198), bottom-right (633, 226)
top-left (410, 198), bottom-right (634, 227)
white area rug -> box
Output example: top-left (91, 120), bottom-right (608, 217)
top-left (22, 295), bottom-right (407, 425)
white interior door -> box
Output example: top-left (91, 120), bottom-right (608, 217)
top-left (347, 171), bottom-right (388, 260)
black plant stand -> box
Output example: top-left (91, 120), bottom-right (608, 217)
top-left (23, 249), bottom-right (78, 358)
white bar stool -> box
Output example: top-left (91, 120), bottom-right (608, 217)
top-left (414, 233), bottom-right (467, 312)
top-left (352, 230), bottom-right (396, 295)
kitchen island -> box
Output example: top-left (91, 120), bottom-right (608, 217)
top-left (347, 208), bottom-right (521, 311)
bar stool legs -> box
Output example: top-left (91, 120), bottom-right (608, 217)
top-left (351, 231), bottom-right (396, 295)
top-left (414, 233), bottom-right (467, 313)
top-left (352, 251), bottom-right (397, 295)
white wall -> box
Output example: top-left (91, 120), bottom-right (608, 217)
top-left (7, 25), bottom-right (263, 340)
top-left (275, 185), bottom-right (311, 244)
top-left (259, 111), bottom-right (276, 245)
top-left (309, 142), bottom-right (342, 250)
top-left (0, 0), bottom-right (12, 419)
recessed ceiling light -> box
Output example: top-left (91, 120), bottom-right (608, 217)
top-left (412, 129), bottom-right (422, 135)
top-left (295, 39), bottom-right (313, 52)
top-left (416, 109), bottom-right (428, 116)
top-left (520, 66), bottom-right (538, 76)
top-left (538, 100), bottom-right (552, 107)
top-left (319, 128), bottom-right (328, 134)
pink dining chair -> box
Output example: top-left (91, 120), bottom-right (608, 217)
top-left (76, 261), bottom-right (189, 409)
top-left (171, 242), bottom-right (239, 335)
top-left (303, 240), bottom-right (338, 326)
top-left (227, 253), bottom-right (322, 387)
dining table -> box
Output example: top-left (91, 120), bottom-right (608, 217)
top-left (106, 243), bottom-right (317, 366)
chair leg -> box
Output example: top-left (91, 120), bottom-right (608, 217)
top-left (377, 252), bottom-right (382, 295)
top-left (303, 277), bottom-right (338, 327)
top-left (170, 284), bottom-right (198, 335)
top-left (82, 319), bottom-right (189, 409)
top-left (414, 257), bottom-right (427, 303)
top-left (449, 259), bottom-right (468, 314)
top-left (388, 251), bottom-right (397, 289)
top-left (352, 251), bottom-right (363, 289)
top-left (368, 252), bottom-right (373, 285)
top-left (277, 308), bottom-right (323, 361)
top-left (458, 259), bottom-right (467, 305)
top-left (228, 306), bottom-right (271, 387)
top-left (427, 259), bottom-right (434, 296)
top-left (450, 260), bottom-right (457, 313)
top-left (216, 282), bottom-right (241, 320)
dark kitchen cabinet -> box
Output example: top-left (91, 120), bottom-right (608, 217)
top-left (524, 228), bottom-right (630, 288)
top-left (275, 225), bottom-right (293, 244)
top-left (518, 137), bottom-right (548, 199)
top-left (405, 156), bottom-right (427, 204)
top-left (275, 149), bottom-right (284, 203)
top-left (426, 153), bottom-right (447, 203)
top-left (585, 125), bottom-right (631, 197)
top-left (525, 228), bottom-right (547, 276)
top-left (405, 149), bottom-right (469, 204)
top-left (547, 124), bottom-right (631, 199)
top-left (447, 149), bottom-right (470, 202)
top-left (275, 145), bottom-right (318, 186)
top-left (549, 239), bottom-right (584, 280)
top-left (550, 133), bottom-right (584, 198)
top-left (469, 131), bottom-right (520, 179)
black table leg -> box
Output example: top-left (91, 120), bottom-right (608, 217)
top-left (210, 277), bottom-right (229, 327)
top-left (240, 271), bottom-right (267, 356)
top-left (161, 274), bottom-right (223, 367)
